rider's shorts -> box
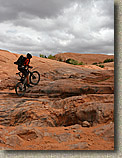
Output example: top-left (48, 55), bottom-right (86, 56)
top-left (18, 67), bottom-right (29, 77)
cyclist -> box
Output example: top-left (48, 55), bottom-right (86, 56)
top-left (18, 53), bottom-right (33, 87)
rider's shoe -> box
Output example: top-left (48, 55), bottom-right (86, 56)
top-left (27, 84), bottom-right (33, 88)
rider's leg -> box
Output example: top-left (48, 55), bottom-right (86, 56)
top-left (23, 69), bottom-right (32, 87)
top-left (22, 73), bottom-right (24, 78)
top-left (20, 69), bottom-right (28, 84)
top-left (26, 75), bottom-right (32, 87)
top-left (27, 75), bottom-right (29, 84)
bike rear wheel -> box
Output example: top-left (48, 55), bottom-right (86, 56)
top-left (15, 82), bottom-right (26, 97)
top-left (30, 71), bottom-right (40, 85)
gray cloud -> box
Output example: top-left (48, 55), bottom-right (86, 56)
top-left (0, 0), bottom-right (114, 56)
top-left (0, 0), bottom-right (76, 21)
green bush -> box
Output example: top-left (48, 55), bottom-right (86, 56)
top-left (92, 62), bottom-right (98, 65)
top-left (66, 59), bottom-right (77, 65)
top-left (99, 65), bottom-right (104, 68)
top-left (78, 62), bottom-right (84, 65)
top-left (66, 58), bottom-right (84, 65)
top-left (48, 54), bottom-right (55, 59)
top-left (58, 58), bottom-right (63, 62)
top-left (40, 54), bottom-right (46, 58)
top-left (103, 59), bottom-right (114, 63)
top-left (96, 64), bottom-right (104, 68)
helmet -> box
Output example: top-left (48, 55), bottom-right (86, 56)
top-left (27, 53), bottom-right (32, 59)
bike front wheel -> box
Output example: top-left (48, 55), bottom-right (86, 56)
top-left (30, 71), bottom-right (40, 85)
top-left (15, 82), bottom-right (26, 97)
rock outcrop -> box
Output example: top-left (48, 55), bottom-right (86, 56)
top-left (54, 52), bottom-right (114, 64)
top-left (0, 50), bottom-right (114, 150)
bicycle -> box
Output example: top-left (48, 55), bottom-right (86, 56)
top-left (15, 67), bottom-right (40, 97)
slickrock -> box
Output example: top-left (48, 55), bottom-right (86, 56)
top-left (0, 50), bottom-right (114, 150)
top-left (54, 52), bottom-right (114, 64)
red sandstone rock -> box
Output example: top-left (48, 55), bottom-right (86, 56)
top-left (54, 52), bottom-right (114, 64)
top-left (0, 50), bottom-right (114, 150)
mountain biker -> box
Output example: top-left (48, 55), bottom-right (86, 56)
top-left (18, 53), bottom-right (33, 87)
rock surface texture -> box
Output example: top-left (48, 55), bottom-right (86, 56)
top-left (0, 50), bottom-right (114, 150)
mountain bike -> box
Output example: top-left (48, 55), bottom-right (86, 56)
top-left (15, 67), bottom-right (40, 97)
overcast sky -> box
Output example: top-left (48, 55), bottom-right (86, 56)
top-left (0, 0), bottom-right (114, 56)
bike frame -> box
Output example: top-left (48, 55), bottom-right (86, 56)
top-left (16, 67), bottom-right (31, 84)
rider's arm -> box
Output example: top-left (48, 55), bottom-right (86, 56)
top-left (28, 65), bottom-right (33, 68)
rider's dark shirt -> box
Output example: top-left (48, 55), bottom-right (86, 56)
top-left (18, 58), bottom-right (30, 77)
top-left (18, 58), bottom-right (30, 69)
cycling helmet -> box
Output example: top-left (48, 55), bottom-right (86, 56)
top-left (27, 53), bottom-right (32, 59)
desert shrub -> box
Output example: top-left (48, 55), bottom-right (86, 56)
top-left (66, 59), bottom-right (78, 65)
top-left (92, 62), bottom-right (98, 65)
top-left (40, 54), bottom-right (47, 58)
top-left (78, 62), bottom-right (84, 65)
top-left (66, 59), bottom-right (84, 65)
top-left (99, 65), bottom-right (104, 68)
top-left (96, 64), bottom-right (104, 68)
top-left (103, 59), bottom-right (114, 63)
top-left (48, 54), bottom-right (55, 59)
top-left (58, 58), bottom-right (63, 62)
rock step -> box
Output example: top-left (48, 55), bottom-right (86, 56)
top-left (0, 94), bottom-right (114, 127)
top-left (27, 84), bottom-right (114, 99)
